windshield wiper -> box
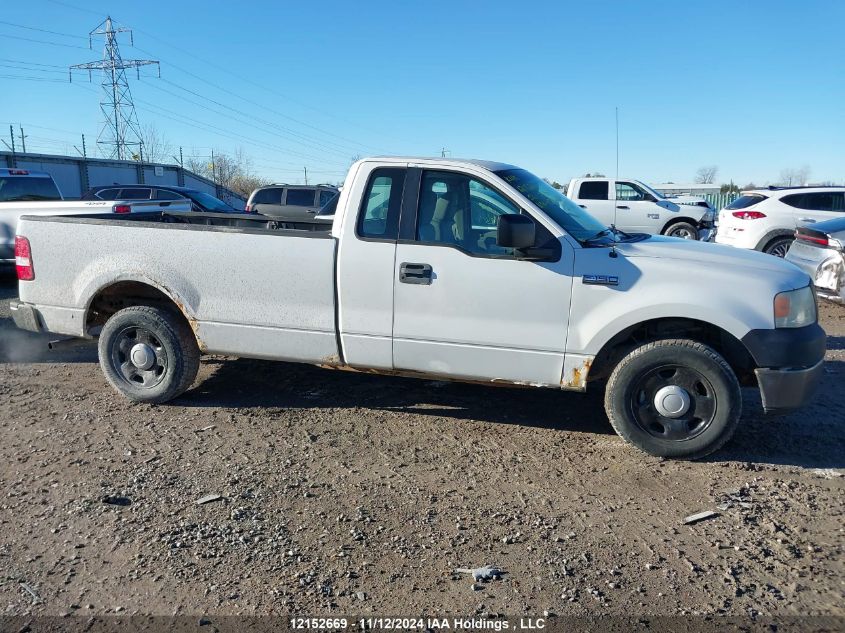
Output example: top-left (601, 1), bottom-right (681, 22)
top-left (583, 228), bottom-right (613, 242)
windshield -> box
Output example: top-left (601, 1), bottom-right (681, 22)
top-left (639, 182), bottom-right (666, 200)
top-left (186, 190), bottom-right (236, 212)
top-left (494, 168), bottom-right (608, 242)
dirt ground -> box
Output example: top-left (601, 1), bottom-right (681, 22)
top-left (0, 273), bottom-right (842, 622)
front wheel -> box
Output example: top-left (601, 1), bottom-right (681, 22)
top-left (604, 339), bottom-right (741, 459)
top-left (664, 221), bottom-right (699, 240)
top-left (98, 305), bottom-right (200, 404)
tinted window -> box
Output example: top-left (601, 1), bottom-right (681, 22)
top-left (0, 176), bottom-right (61, 202)
top-left (726, 194), bottom-right (766, 210)
top-left (783, 192), bottom-right (845, 212)
top-left (186, 191), bottom-right (236, 212)
top-left (357, 168), bottom-right (405, 239)
top-left (579, 181), bottom-right (608, 200)
top-left (155, 189), bottom-right (184, 200)
top-left (118, 188), bottom-right (151, 200)
top-left (252, 188), bottom-right (282, 205)
top-left (286, 189), bottom-right (317, 207)
top-left (95, 188), bottom-right (120, 200)
top-left (616, 182), bottom-right (646, 201)
top-left (319, 190), bottom-right (335, 207)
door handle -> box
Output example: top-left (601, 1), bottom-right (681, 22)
top-left (798, 217), bottom-right (817, 223)
top-left (616, 205), bottom-right (629, 210)
top-left (399, 262), bottom-right (433, 285)
top-left (578, 204), bottom-right (587, 209)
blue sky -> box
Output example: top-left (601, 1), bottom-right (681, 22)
top-left (1, 0), bottom-right (843, 186)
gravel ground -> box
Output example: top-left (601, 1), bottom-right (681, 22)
top-left (0, 274), bottom-right (842, 620)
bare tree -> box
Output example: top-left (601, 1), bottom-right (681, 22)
top-left (137, 124), bottom-right (172, 164)
top-left (186, 148), bottom-right (269, 197)
top-left (695, 165), bottom-right (718, 184)
top-left (779, 166), bottom-right (811, 186)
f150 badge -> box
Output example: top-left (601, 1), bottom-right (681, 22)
top-left (583, 274), bottom-right (619, 286)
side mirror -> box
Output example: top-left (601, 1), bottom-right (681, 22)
top-left (497, 214), bottom-right (535, 249)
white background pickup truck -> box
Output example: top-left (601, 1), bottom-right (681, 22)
top-left (11, 157), bottom-right (825, 458)
top-left (567, 177), bottom-right (715, 240)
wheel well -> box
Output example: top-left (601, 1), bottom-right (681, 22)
top-left (755, 230), bottom-right (794, 252)
top-left (589, 317), bottom-right (757, 386)
top-left (661, 217), bottom-right (698, 234)
top-left (85, 281), bottom-right (191, 335)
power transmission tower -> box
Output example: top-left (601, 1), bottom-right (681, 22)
top-left (69, 16), bottom-right (159, 160)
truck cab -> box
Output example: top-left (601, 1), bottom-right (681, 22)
top-left (567, 177), bottom-right (714, 240)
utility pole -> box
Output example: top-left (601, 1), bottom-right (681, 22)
top-left (179, 146), bottom-right (183, 168)
top-left (69, 16), bottom-right (159, 160)
top-left (18, 125), bottom-right (27, 154)
top-left (9, 125), bottom-right (16, 155)
top-left (210, 149), bottom-right (216, 184)
top-left (304, 166), bottom-right (308, 185)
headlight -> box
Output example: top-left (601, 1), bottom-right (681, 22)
top-left (702, 210), bottom-right (715, 223)
top-left (774, 285), bottom-right (817, 328)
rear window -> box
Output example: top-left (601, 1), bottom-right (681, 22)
top-left (286, 189), bottom-right (316, 207)
top-left (251, 188), bottom-right (282, 205)
top-left (0, 176), bottom-right (61, 202)
top-left (726, 194), bottom-right (766, 210)
top-left (578, 181), bottom-right (609, 200)
top-left (95, 188), bottom-right (120, 200)
top-left (155, 189), bottom-right (185, 201)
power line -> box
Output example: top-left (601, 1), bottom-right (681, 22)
top-left (0, 73), bottom-right (68, 83)
top-left (0, 32), bottom-right (89, 49)
top-left (0, 19), bottom-right (88, 39)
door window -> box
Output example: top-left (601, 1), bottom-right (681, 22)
top-left (285, 189), bottom-right (317, 207)
top-left (319, 190), bottom-right (335, 207)
top-left (94, 188), bottom-right (120, 200)
top-left (118, 188), bottom-right (152, 200)
top-left (615, 182), bottom-right (647, 201)
top-left (251, 188), bottom-right (282, 205)
top-left (783, 192), bottom-right (845, 212)
top-left (357, 168), bottom-right (405, 240)
top-left (418, 171), bottom-right (542, 257)
top-left (579, 181), bottom-right (609, 200)
top-left (155, 189), bottom-right (185, 200)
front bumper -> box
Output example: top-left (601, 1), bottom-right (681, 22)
top-left (741, 322), bottom-right (827, 415)
top-left (9, 299), bottom-right (42, 333)
top-left (755, 361), bottom-right (825, 415)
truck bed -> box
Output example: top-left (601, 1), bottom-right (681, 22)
top-left (16, 210), bottom-right (339, 364)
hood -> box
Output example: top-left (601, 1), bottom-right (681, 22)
top-left (616, 235), bottom-right (809, 284)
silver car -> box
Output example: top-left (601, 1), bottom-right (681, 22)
top-left (785, 217), bottom-right (845, 303)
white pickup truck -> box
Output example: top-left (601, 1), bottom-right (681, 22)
top-left (10, 157), bottom-right (825, 458)
top-left (567, 177), bottom-right (715, 240)
top-left (0, 168), bottom-right (190, 266)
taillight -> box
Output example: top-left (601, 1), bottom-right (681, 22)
top-left (113, 204), bottom-right (131, 214)
top-left (795, 230), bottom-right (829, 247)
top-left (244, 204), bottom-right (252, 213)
top-left (15, 236), bottom-right (34, 281)
top-left (10, 169), bottom-right (29, 175)
top-left (732, 210), bottom-right (767, 220)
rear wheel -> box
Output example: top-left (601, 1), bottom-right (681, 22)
top-left (764, 236), bottom-right (793, 258)
top-left (604, 339), bottom-right (741, 459)
top-left (98, 305), bottom-right (200, 404)
top-left (664, 221), bottom-right (699, 240)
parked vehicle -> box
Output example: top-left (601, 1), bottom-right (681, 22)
top-left (2, 176), bottom-right (191, 266)
top-left (245, 184), bottom-right (339, 221)
top-left (715, 186), bottom-right (845, 257)
top-left (785, 217), bottom-right (845, 303)
top-left (566, 177), bottom-right (715, 240)
top-left (0, 168), bottom-right (62, 203)
top-left (667, 194), bottom-right (716, 214)
top-left (11, 157), bottom-right (824, 459)
top-left (83, 184), bottom-right (239, 213)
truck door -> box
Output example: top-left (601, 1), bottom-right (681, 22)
top-left (573, 180), bottom-right (615, 226)
top-left (612, 180), bottom-right (660, 233)
top-left (391, 168), bottom-right (573, 386)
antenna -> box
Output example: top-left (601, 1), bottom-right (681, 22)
top-left (610, 106), bottom-right (619, 258)
top-left (70, 16), bottom-right (159, 160)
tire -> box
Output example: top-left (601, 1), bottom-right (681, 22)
top-left (604, 339), bottom-right (741, 459)
top-left (98, 305), bottom-right (200, 404)
top-left (763, 236), bottom-right (793, 258)
top-left (663, 221), bottom-right (699, 240)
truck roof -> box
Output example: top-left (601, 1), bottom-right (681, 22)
top-left (366, 156), bottom-right (519, 172)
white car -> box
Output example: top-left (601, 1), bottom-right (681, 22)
top-left (716, 186), bottom-right (845, 257)
top-left (785, 217), bottom-right (845, 303)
